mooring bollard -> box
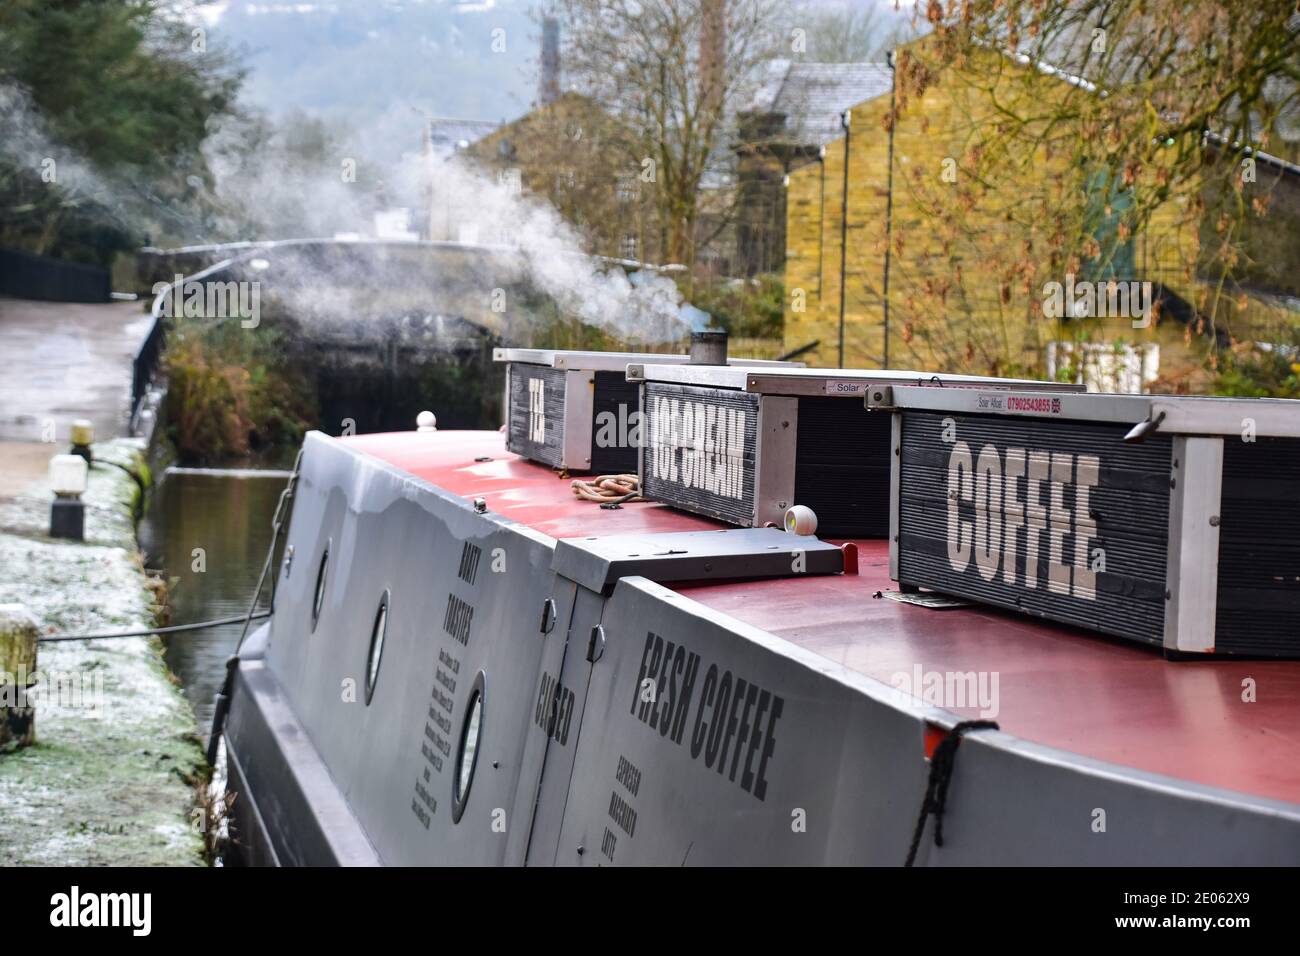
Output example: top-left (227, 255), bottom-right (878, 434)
top-left (0, 604), bottom-right (38, 751)
top-left (69, 419), bottom-right (94, 464)
top-left (48, 453), bottom-right (87, 541)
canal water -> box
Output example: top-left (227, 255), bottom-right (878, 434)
top-left (139, 469), bottom-right (288, 738)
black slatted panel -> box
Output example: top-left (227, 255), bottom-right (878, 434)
top-left (590, 370), bottom-right (641, 473)
top-left (898, 411), bottom-right (1172, 645)
top-left (506, 364), bottom-right (566, 467)
top-left (641, 383), bottom-right (759, 525)
top-left (793, 397), bottom-right (893, 538)
top-left (1215, 437), bottom-right (1300, 656)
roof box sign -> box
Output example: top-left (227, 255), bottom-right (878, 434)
top-left (494, 349), bottom-right (798, 473)
top-left (628, 365), bottom-right (1080, 535)
top-left (868, 386), bottom-right (1300, 658)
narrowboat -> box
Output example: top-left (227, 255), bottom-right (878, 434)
top-left (216, 361), bottom-right (1300, 865)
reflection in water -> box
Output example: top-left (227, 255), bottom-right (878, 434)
top-left (139, 470), bottom-right (286, 739)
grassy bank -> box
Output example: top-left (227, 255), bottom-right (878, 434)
top-left (161, 316), bottom-right (500, 466)
top-left (164, 321), bottom-right (319, 467)
top-left (0, 439), bottom-right (207, 866)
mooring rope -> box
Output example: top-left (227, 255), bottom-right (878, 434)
top-left (570, 473), bottom-right (643, 505)
top-left (904, 719), bottom-right (1000, 867)
top-left (234, 447), bottom-right (302, 648)
top-left (204, 450), bottom-right (303, 765)
top-left (38, 611), bottom-right (273, 643)
top-left (35, 448), bottom-right (302, 650)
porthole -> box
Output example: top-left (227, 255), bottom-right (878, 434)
top-left (451, 671), bottom-right (486, 824)
top-left (311, 540), bottom-right (331, 632)
top-left (364, 590), bottom-right (390, 706)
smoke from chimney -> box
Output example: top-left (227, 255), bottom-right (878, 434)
top-left (540, 17), bottom-right (560, 106)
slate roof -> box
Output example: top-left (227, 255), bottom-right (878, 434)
top-left (748, 60), bottom-right (894, 147)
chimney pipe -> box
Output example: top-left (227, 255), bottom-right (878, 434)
top-left (540, 18), bottom-right (560, 106)
top-left (690, 330), bottom-right (728, 365)
top-left (700, 0), bottom-right (725, 117)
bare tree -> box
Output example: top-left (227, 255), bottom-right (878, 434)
top-left (796, 1), bottom-right (919, 63)
top-left (558, 0), bottom-right (786, 273)
top-left (884, 1), bottom-right (1300, 384)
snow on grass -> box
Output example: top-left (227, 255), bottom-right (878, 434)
top-left (0, 439), bottom-right (205, 866)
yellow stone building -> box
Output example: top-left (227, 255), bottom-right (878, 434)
top-left (783, 39), bottom-right (1300, 393)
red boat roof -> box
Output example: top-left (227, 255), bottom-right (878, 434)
top-left (343, 429), bottom-right (1300, 808)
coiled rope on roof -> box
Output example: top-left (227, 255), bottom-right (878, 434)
top-left (570, 474), bottom-right (643, 505)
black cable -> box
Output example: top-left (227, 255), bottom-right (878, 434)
top-left (38, 611), bottom-right (272, 643)
top-left (904, 720), bottom-right (1000, 867)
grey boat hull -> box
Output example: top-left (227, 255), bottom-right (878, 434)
top-left (223, 431), bottom-right (1300, 865)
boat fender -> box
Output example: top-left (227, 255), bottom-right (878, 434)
top-left (586, 625), bottom-right (606, 664)
top-left (539, 599), bottom-right (557, 634)
top-left (205, 656), bottom-right (240, 766)
top-left (205, 693), bottom-right (228, 767)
